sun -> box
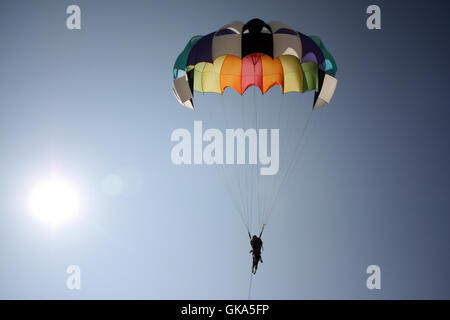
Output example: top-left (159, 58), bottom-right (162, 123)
top-left (29, 177), bottom-right (80, 227)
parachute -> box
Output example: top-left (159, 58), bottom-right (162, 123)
top-left (172, 19), bottom-right (338, 235)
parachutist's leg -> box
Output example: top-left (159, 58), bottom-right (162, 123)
top-left (252, 256), bottom-right (259, 274)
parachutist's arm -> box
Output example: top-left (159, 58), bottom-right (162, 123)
top-left (248, 231), bottom-right (251, 239)
top-left (259, 224), bottom-right (266, 238)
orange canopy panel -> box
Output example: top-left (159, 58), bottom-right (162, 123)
top-left (261, 55), bottom-right (284, 93)
top-left (220, 55), bottom-right (242, 94)
top-left (192, 54), bottom-right (306, 95)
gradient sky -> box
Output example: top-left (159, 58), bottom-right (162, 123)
top-left (0, 0), bottom-right (449, 299)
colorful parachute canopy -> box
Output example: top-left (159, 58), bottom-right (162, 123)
top-left (173, 18), bottom-right (338, 109)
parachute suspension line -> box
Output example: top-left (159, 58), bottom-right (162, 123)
top-left (278, 96), bottom-right (297, 186)
top-left (275, 91), bottom-right (286, 135)
top-left (216, 160), bottom-right (248, 231)
top-left (232, 94), bottom-right (251, 231)
top-left (260, 92), bottom-right (283, 224)
top-left (262, 96), bottom-right (299, 224)
top-left (260, 93), bottom-right (288, 222)
top-left (240, 90), bottom-right (251, 233)
top-left (249, 85), bottom-right (256, 234)
top-left (264, 108), bottom-right (314, 224)
top-left (257, 90), bottom-right (265, 233)
top-left (252, 86), bottom-right (260, 234)
top-left (254, 89), bottom-right (261, 234)
top-left (246, 90), bottom-right (253, 234)
top-left (264, 96), bottom-right (295, 222)
top-left (238, 94), bottom-right (252, 233)
top-left (248, 272), bottom-right (254, 300)
top-left (202, 97), bottom-right (246, 230)
top-left (256, 90), bottom-right (261, 233)
top-left (217, 95), bottom-right (250, 233)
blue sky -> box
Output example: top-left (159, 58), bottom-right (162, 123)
top-left (0, 0), bottom-right (449, 299)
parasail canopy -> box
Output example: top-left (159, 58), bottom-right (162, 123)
top-left (173, 18), bottom-right (338, 110)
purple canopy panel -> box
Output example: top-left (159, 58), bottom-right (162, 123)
top-left (215, 29), bottom-right (237, 36)
top-left (274, 28), bottom-right (298, 35)
top-left (187, 32), bottom-right (214, 66)
top-left (298, 32), bottom-right (325, 68)
top-left (302, 52), bottom-right (319, 64)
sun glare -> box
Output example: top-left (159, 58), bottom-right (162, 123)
top-left (29, 177), bottom-right (80, 227)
